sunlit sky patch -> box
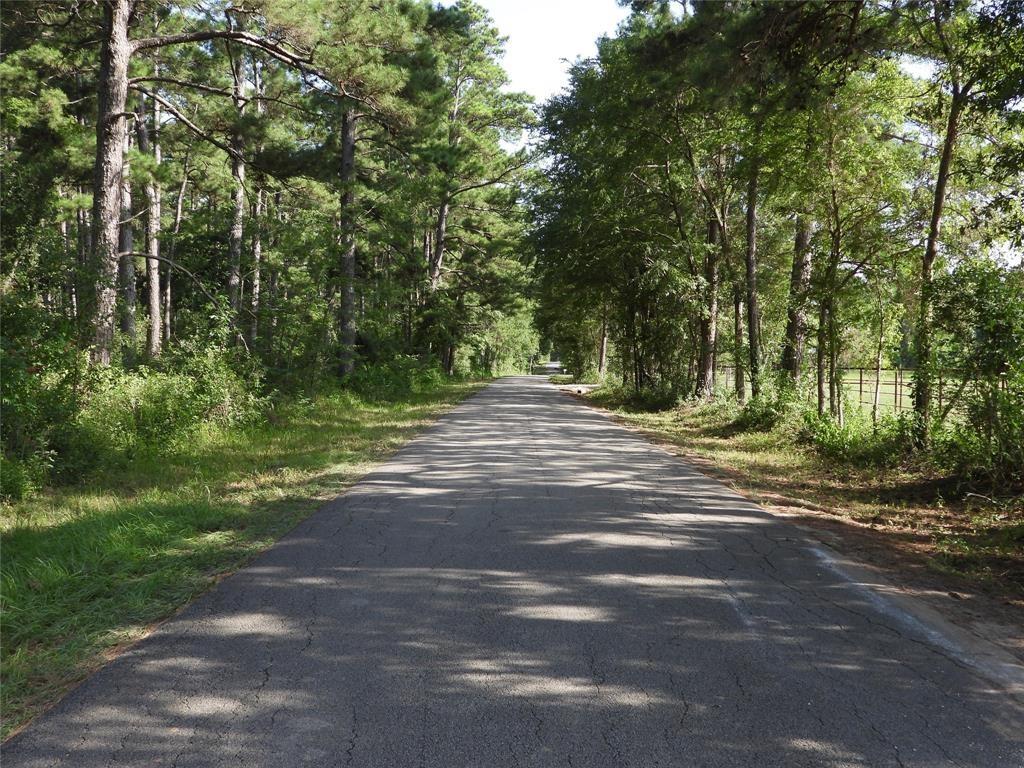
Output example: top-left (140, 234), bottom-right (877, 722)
top-left (441, 0), bottom-right (631, 105)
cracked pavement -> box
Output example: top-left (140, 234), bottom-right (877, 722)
top-left (4, 376), bottom-right (1023, 767)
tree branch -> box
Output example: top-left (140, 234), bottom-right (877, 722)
top-left (129, 85), bottom-right (240, 161)
top-left (451, 160), bottom-right (528, 198)
top-left (120, 251), bottom-right (253, 351)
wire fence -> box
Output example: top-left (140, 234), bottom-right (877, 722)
top-left (715, 366), bottom-right (973, 418)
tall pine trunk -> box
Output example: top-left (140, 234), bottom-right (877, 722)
top-left (428, 75), bottom-right (463, 293)
top-left (338, 111), bottom-right (358, 377)
top-left (118, 123), bottom-right (136, 361)
top-left (429, 195), bottom-right (449, 291)
top-left (696, 218), bottom-right (720, 399)
top-left (781, 215), bottom-right (813, 385)
top-left (817, 300), bottom-right (828, 416)
top-left (733, 287), bottom-right (745, 403)
top-left (227, 37), bottom-right (246, 322)
top-left (136, 92), bottom-right (162, 357)
top-left (744, 163), bottom-right (761, 398)
top-left (164, 175), bottom-right (187, 344)
top-left (873, 297), bottom-right (884, 426)
top-left (90, 0), bottom-right (133, 365)
top-left (249, 58), bottom-right (265, 350)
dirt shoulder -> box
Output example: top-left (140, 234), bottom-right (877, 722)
top-left (564, 386), bottom-right (1024, 666)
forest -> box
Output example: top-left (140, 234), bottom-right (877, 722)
top-left (1, 0), bottom-right (1023, 737)
top-left (534, 0), bottom-right (1023, 485)
top-left (3, 0), bottom-right (541, 501)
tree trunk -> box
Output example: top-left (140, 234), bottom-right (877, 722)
top-left (781, 215), bottom-right (813, 385)
top-left (829, 303), bottom-right (842, 423)
top-left (136, 92), bottom-right (162, 358)
top-left (734, 286), bottom-right (745, 403)
top-left (249, 58), bottom-right (265, 350)
top-left (60, 213), bottom-right (77, 319)
top-left (90, 0), bottom-right (133, 365)
top-left (422, 224), bottom-right (433, 281)
top-left (696, 218), bottom-right (720, 399)
top-left (597, 311), bottom-right (608, 378)
top-left (227, 37), bottom-right (246, 320)
top-left (817, 300), bottom-right (828, 416)
top-left (339, 110), bottom-right (358, 378)
top-left (445, 343), bottom-right (456, 376)
top-left (915, 91), bottom-right (964, 443)
top-left (164, 175), bottom-right (187, 344)
top-left (267, 269), bottom-right (279, 346)
top-left (428, 70), bottom-right (465, 293)
top-left (118, 122), bottom-right (136, 361)
top-left (76, 187), bottom-right (90, 333)
top-left (873, 305), bottom-right (884, 426)
top-left (744, 162), bottom-right (761, 398)
top-left (429, 195), bottom-right (449, 291)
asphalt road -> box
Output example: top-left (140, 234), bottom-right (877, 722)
top-left (5, 377), bottom-right (1023, 767)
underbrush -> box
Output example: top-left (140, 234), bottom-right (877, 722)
top-left (1, 348), bottom-right (455, 502)
top-left (1, 345), bottom-right (264, 501)
top-left (933, 377), bottom-right (1024, 486)
top-left (348, 355), bottom-right (448, 401)
top-left (588, 379), bottom-right (1023, 489)
top-left (548, 368), bottom-right (605, 386)
top-left (799, 411), bottom-right (917, 468)
top-left (587, 382), bottom-right (683, 412)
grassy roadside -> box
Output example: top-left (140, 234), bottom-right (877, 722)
top-left (581, 386), bottom-right (1023, 613)
top-left (0, 381), bottom-right (483, 738)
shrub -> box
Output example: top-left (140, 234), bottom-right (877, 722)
top-left (0, 452), bottom-right (51, 502)
top-left (734, 393), bottom-right (793, 432)
top-left (934, 372), bottom-right (1024, 485)
top-left (626, 385), bottom-right (680, 412)
top-left (799, 410), bottom-right (915, 467)
top-left (931, 259), bottom-right (1024, 485)
top-left (0, 295), bottom-right (86, 491)
top-left (170, 345), bottom-right (266, 427)
top-left (348, 356), bottom-right (447, 401)
top-left (64, 348), bottom-right (266, 472)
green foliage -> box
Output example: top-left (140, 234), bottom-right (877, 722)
top-left (0, 454), bottom-right (49, 503)
top-left (348, 356), bottom-right (449, 401)
top-left (930, 259), bottom-right (1024, 484)
top-left (800, 411), bottom-right (917, 468)
top-left (1, 0), bottom-right (533, 500)
top-left (1, 338), bottom-right (265, 497)
top-left (591, 383), bottom-right (682, 413)
top-left (533, 1), bottom-right (1022, 487)
top-left (75, 352), bottom-right (265, 464)
top-left (935, 372), bottom-right (1024, 485)
top-left (1, 292), bottom-right (86, 499)
top-left (734, 391), bottom-right (797, 433)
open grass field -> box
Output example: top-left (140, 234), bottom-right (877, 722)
top-left (0, 382), bottom-right (483, 739)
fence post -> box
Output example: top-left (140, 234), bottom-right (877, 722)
top-left (859, 368), bottom-right (863, 406)
top-left (898, 367), bottom-right (903, 410)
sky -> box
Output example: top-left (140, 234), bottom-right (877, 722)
top-left (445, 0), bottom-right (632, 104)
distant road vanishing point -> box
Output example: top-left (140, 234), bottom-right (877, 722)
top-left (5, 377), bottom-right (1023, 767)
